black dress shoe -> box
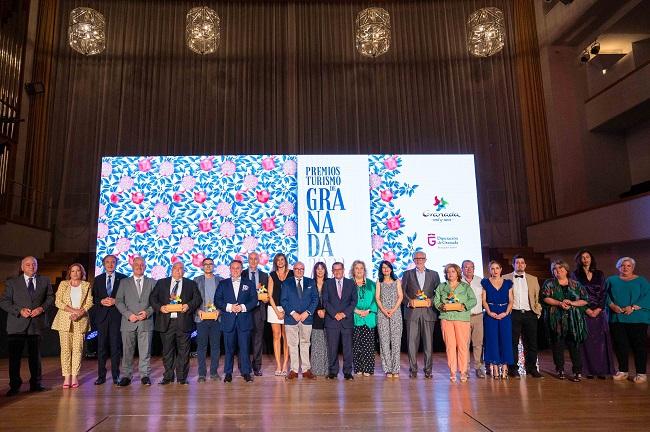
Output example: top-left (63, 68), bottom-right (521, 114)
top-left (409, 371), bottom-right (418, 379)
top-left (29, 385), bottom-right (48, 392)
top-left (253, 370), bottom-right (263, 377)
top-left (141, 377), bottom-right (151, 386)
top-left (6, 388), bottom-right (20, 397)
top-left (94, 377), bottom-right (106, 385)
top-left (178, 379), bottom-right (189, 385)
top-left (568, 373), bottom-right (582, 382)
top-left (326, 373), bottom-right (337, 380)
top-left (117, 378), bottom-right (131, 387)
top-left (557, 370), bottom-right (566, 380)
top-left (224, 374), bottom-right (233, 383)
top-left (158, 379), bottom-right (173, 385)
top-left (344, 373), bottom-right (354, 380)
top-left (528, 370), bottom-right (543, 378)
top-left (243, 374), bottom-right (253, 382)
top-left (113, 378), bottom-right (119, 385)
top-left (424, 372), bottom-right (433, 379)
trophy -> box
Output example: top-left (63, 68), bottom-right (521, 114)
top-left (167, 294), bottom-right (184, 312)
top-left (257, 284), bottom-right (269, 302)
top-left (202, 302), bottom-right (219, 320)
top-left (444, 290), bottom-right (464, 311)
top-left (412, 289), bottom-right (430, 308)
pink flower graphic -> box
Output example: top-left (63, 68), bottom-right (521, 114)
top-left (243, 174), bottom-right (259, 189)
top-left (242, 235), bottom-right (259, 251)
top-left (261, 157), bottom-right (275, 170)
top-left (170, 255), bottom-right (181, 265)
top-left (151, 265), bottom-right (167, 280)
top-left (216, 201), bottom-right (232, 217)
top-left (127, 254), bottom-right (139, 266)
top-left (156, 222), bottom-right (172, 238)
top-left (258, 252), bottom-right (270, 265)
top-left (180, 236), bottom-right (195, 252)
top-left (181, 175), bottom-right (197, 190)
top-left (216, 264), bottom-right (230, 279)
top-left (278, 200), bottom-right (294, 216)
top-left (200, 157), bottom-right (214, 171)
top-left (110, 193), bottom-right (120, 204)
top-left (98, 204), bottom-right (106, 218)
top-left (131, 191), bottom-right (145, 205)
top-left (198, 219), bottom-right (212, 232)
top-left (256, 190), bottom-right (270, 204)
top-left (261, 217), bottom-right (276, 232)
top-left (115, 237), bottom-right (131, 253)
top-left (383, 155), bottom-right (398, 171)
top-left (221, 160), bottom-right (236, 176)
top-left (135, 219), bottom-right (151, 234)
top-left (159, 161), bottom-right (174, 177)
top-left (193, 190), bottom-right (207, 204)
top-left (283, 159), bottom-right (297, 176)
top-left (383, 251), bottom-right (397, 263)
top-left (101, 162), bottom-right (112, 178)
top-left (369, 173), bottom-right (382, 189)
top-left (220, 221), bottom-right (236, 238)
top-left (191, 253), bottom-right (205, 268)
top-left (386, 215), bottom-right (401, 231)
top-left (97, 223), bottom-right (108, 239)
top-left (380, 189), bottom-right (393, 202)
top-left (371, 234), bottom-right (385, 250)
top-left (119, 175), bottom-right (135, 191)
top-left (138, 158), bottom-right (152, 172)
top-left (153, 202), bottom-right (169, 218)
top-left (173, 192), bottom-right (183, 203)
top-left (235, 191), bottom-right (244, 202)
top-left (283, 220), bottom-right (297, 237)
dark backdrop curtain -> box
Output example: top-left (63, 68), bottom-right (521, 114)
top-left (33, 0), bottom-right (545, 253)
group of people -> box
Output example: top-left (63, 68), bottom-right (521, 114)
top-left (2, 249), bottom-right (649, 395)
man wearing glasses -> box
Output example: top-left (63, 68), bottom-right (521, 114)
top-left (194, 258), bottom-right (223, 382)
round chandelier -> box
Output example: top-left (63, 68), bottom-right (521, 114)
top-left (186, 7), bottom-right (221, 55)
top-left (68, 7), bottom-right (106, 56)
top-left (355, 7), bottom-right (391, 58)
top-left (466, 7), bottom-right (505, 58)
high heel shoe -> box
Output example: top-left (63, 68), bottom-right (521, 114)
top-left (500, 366), bottom-right (509, 380)
top-left (490, 365), bottom-right (499, 380)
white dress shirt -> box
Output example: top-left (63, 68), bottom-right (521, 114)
top-left (169, 278), bottom-right (183, 318)
top-left (463, 276), bottom-right (484, 315)
top-left (226, 278), bottom-right (247, 313)
top-left (512, 273), bottom-right (531, 311)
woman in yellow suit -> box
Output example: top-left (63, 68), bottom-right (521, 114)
top-left (52, 263), bottom-right (93, 389)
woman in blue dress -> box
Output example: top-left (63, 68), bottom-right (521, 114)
top-left (482, 260), bottom-right (514, 379)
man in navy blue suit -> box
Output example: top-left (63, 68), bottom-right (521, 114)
top-left (323, 261), bottom-right (357, 380)
top-left (214, 259), bottom-right (258, 383)
top-left (281, 261), bottom-right (319, 380)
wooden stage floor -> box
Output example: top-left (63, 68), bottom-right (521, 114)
top-left (0, 353), bottom-right (648, 431)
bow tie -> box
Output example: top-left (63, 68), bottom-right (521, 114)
top-left (514, 275), bottom-right (524, 279)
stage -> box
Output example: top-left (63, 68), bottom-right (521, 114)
top-left (1, 353), bottom-right (648, 431)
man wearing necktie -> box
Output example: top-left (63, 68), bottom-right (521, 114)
top-left (91, 254), bottom-right (127, 385)
top-left (0, 256), bottom-right (54, 396)
top-left (322, 262), bottom-right (358, 380)
top-left (503, 255), bottom-right (543, 378)
top-left (281, 262), bottom-right (319, 380)
top-left (243, 252), bottom-right (269, 376)
top-left (150, 262), bottom-right (201, 385)
top-left (214, 259), bottom-right (258, 383)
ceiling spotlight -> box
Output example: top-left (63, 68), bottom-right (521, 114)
top-left (579, 50), bottom-right (590, 64)
top-left (590, 40), bottom-right (600, 55)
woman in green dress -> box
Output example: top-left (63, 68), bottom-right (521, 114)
top-left (351, 260), bottom-right (377, 376)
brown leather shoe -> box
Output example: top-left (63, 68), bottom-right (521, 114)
top-left (302, 370), bottom-right (316, 380)
top-left (286, 371), bottom-right (299, 380)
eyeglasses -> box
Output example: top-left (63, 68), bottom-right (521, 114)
top-left (414, 258), bottom-right (426, 261)
top-left (294, 268), bottom-right (305, 271)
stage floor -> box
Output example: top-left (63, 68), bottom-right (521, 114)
top-left (0, 353), bottom-right (648, 431)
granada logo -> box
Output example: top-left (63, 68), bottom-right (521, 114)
top-left (434, 195), bottom-right (448, 211)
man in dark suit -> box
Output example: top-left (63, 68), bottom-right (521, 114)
top-left (0, 256), bottom-right (54, 396)
top-left (243, 251), bottom-right (269, 376)
top-left (92, 254), bottom-right (127, 385)
top-left (402, 251), bottom-right (440, 379)
top-left (281, 261), bottom-right (318, 380)
top-left (322, 261), bottom-right (357, 380)
top-left (214, 259), bottom-right (258, 383)
top-left (150, 261), bottom-right (201, 385)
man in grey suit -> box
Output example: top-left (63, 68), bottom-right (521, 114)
top-left (115, 256), bottom-right (155, 386)
top-left (402, 251), bottom-right (440, 379)
top-left (0, 256), bottom-right (54, 396)
top-left (194, 257), bottom-right (223, 382)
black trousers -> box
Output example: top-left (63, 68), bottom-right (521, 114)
top-left (326, 326), bottom-right (353, 375)
top-left (97, 314), bottom-right (122, 380)
top-left (8, 334), bottom-right (42, 390)
top-left (551, 335), bottom-right (582, 374)
top-left (250, 310), bottom-right (265, 372)
top-left (610, 322), bottom-right (648, 374)
top-left (509, 310), bottom-right (539, 372)
top-left (160, 319), bottom-right (191, 381)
